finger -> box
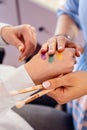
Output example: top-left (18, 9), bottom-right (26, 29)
top-left (19, 27), bottom-right (37, 60)
top-left (42, 77), bottom-right (64, 90)
top-left (12, 35), bottom-right (25, 52)
top-left (56, 36), bottom-right (66, 52)
top-left (75, 44), bottom-right (84, 57)
top-left (47, 37), bottom-right (57, 55)
top-left (18, 41), bottom-right (35, 61)
top-left (66, 41), bottom-right (84, 57)
top-left (18, 45), bottom-right (24, 52)
top-left (41, 43), bottom-right (48, 54)
top-left (69, 48), bottom-right (76, 66)
top-left (42, 73), bottom-right (74, 90)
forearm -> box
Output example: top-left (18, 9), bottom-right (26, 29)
top-left (55, 14), bottom-right (79, 40)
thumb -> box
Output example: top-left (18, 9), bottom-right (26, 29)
top-left (13, 36), bottom-right (25, 52)
top-left (42, 74), bottom-right (69, 90)
top-left (56, 36), bottom-right (66, 52)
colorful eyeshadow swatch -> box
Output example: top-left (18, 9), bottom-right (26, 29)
top-left (56, 51), bottom-right (63, 60)
top-left (41, 51), bottom-right (62, 63)
top-left (41, 49), bottom-right (47, 60)
top-left (41, 53), bottom-right (47, 60)
top-left (48, 55), bottom-right (54, 63)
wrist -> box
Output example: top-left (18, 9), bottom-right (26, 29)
top-left (55, 34), bottom-right (73, 41)
top-left (24, 55), bottom-right (42, 85)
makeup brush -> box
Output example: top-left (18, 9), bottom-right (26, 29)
top-left (10, 85), bottom-right (42, 96)
top-left (16, 88), bottom-right (53, 108)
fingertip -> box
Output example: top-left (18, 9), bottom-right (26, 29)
top-left (58, 45), bottom-right (64, 52)
top-left (18, 45), bottom-right (24, 52)
top-left (42, 81), bottom-right (51, 89)
top-left (18, 55), bottom-right (26, 62)
top-left (40, 48), bottom-right (47, 55)
top-left (48, 50), bottom-right (55, 55)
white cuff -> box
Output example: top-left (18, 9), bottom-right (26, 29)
top-left (0, 65), bottom-right (36, 114)
top-left (4, 65), bottom-right (35, 101)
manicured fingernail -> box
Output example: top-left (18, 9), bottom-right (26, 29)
top-left (42, 81), bottom-right (51, 88)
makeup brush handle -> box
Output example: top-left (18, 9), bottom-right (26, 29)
top-left (24, 89), bottom-right (54, 104)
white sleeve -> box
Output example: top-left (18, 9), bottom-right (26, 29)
top-left (0, 65), bottom-right (35, 115)
top-left (0, 23), bottom-right (10, 45)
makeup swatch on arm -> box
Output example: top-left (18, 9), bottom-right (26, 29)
top-left (41, 50), bottom-right (47, 60)
top-left (41, 49), bottom-right (54, 63)
top-left (48, 55), bottom-right (54, 63)
top-left (56, 51), bottom-right (63, 60)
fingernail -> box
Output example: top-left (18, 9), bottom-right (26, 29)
top-left (78, 51), bottom-right (81, 56)
top-left (49, 50), bottom-right (53, 53)
top-left (19, 56), bottom-right (26, 62)
top-left (18, 46), bottom-right (24, 52)
top-left (58, 46), bottom-right (63, 50)
top-left (42, 81), bottom-right (51, 88)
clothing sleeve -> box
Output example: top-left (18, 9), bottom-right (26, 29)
top-left (0, 23), bottom-right (10, 45)
top-left (0, 65), bottom-right (35, 116)
top-left (57, 0), bottom-right (82, 29)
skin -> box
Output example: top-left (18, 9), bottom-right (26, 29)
top-left (42, 71), bottom-right (87, 104)
top-left (0, 24), bottom-right (37, 61)
top-left (25, 48), bottom-right (76, 84)
top-left (40, 14), bottom-right (84, 103)
top-left (41, 15), bottom-right (83, 55)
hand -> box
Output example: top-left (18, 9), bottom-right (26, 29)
top-left (42, 71), bottom-right (87, 104)
top-left (25, 48), bottom-right (76, 84)
top-left (41, 35), bottom-right (83, 56)
top-left (1, 24), bottom-right (37, 61)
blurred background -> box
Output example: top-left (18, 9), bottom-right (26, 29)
top-left (0, 0), bottom-right (65, 67)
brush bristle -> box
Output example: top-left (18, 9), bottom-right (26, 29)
top-left (16, 101), bottom-right (25, 109)
top-left (10, 91), bottom-right (18, 96)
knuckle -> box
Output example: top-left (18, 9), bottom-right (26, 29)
top-left (31, 26), bottom-right (36, 32)
top-left (22, 25), bottom-right (29, 32)
top-left (48, 37), bottom-right (56, 43)
top-left (57, 36), bottom-right (66, 42)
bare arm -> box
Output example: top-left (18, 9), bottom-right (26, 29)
top-left (55, 14), bottom-right (79, 40)
top-left (41, 14), bottom-right (83, 54)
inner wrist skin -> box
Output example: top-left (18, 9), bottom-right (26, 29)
top-left (24, 54), bottom-right (46, 85)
